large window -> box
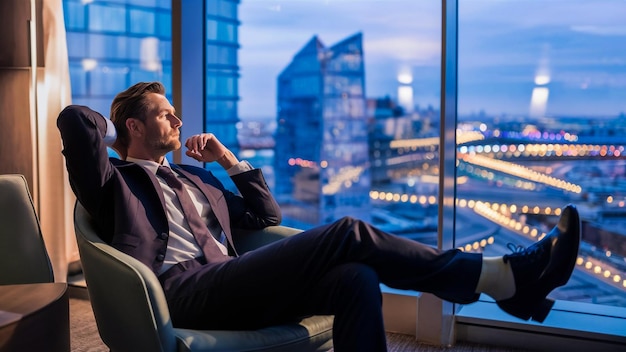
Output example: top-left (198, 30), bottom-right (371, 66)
top-left (62, 0), bottom-right (626, 345)
top-left (63, 0), bottom-right (172, 116)
top-left (239, 0), bottom-right (442, 230)
top-left (240, 0), bottom-right (626, 343)
top-left (456, 0), bottom-right (626, 313)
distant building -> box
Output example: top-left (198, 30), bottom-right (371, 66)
top-left (204, 0), bottom-right (241, 179)
top-left (63, 0), bottom-right (240, 174)
top-left (367, 96), bottom-right (439, 186)
top-left (367, 97), bottom-right (401, 185)
top-left (275, 33), bottom-right (371, 226)
top-left (63, 0), bottom-right (173, 116)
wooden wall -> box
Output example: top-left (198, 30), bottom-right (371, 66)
top-left (0, 0), bottom-right (43, 199)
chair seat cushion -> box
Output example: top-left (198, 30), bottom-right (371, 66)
top-left (174, 315), bottom-right (334, 352)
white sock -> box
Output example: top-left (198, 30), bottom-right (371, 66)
top-left (475, 256), bottom-right (516, 301)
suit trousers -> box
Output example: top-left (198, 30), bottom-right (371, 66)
top-left (159, 216), bottom-right (483, 352)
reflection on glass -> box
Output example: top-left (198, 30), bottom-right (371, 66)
top-left (458, 0), bottom-right (626, 308)
top-left (63, 0), bottom-right (172, 114)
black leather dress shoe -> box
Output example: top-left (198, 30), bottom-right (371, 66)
top-left (497, 204), bottom-right (581, 322)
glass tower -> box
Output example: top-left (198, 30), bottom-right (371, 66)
top-left (275, 33), bottom-right (371, 226)
top-left (203, 0), bottom-right (240, 179)
top-left (63, 0), bottom-right (173, 116)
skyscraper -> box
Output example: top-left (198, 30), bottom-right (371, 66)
top-left (275, 33), bottom-right (371, 227)
top-left (203, 0), bottom-right (240, 178)
top-left (63, 0), bottom-right (173, 116)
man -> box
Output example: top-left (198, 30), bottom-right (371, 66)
top-left (58, 81), bottom-right (581, 352)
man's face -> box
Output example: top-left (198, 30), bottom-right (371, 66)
top-left (140, 93), bottom-right (182, 154)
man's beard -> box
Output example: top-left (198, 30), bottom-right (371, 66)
top-left (149, 132), bottom-right (181, 154)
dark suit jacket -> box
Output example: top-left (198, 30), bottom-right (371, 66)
top-left (57, 105), bottom-right (282, 275)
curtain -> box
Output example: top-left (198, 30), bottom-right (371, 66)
top-left (37, 0), bottom-right (76, 282)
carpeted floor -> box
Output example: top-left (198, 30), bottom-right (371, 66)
top-left (70, 298), bottom-right (107, 352)
top-left (69, 297), bottom-right (521, 352)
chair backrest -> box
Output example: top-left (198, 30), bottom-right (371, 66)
top-left (0, 174), bottom-right (53, 285)
top-left (73, 201), bottom-right (178, 352)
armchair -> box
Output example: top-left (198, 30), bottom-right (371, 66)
top-left (73, 201), bottom-right (334, 352)
top-left (0, 174), bottom-right (53, 284)
top-left (0, 174), bottom-right (69, 352)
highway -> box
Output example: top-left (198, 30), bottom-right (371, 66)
top-left (372, 157), bottom-right (626, 308)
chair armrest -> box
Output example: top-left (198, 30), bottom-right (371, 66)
top-left (231, 226), bottom-right (302, 253)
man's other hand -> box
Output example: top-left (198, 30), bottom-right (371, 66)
top-left (184, 133), bottom-right (238, 169)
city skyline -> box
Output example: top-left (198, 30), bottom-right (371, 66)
top-left (238, 0), bottom-right (626, 120)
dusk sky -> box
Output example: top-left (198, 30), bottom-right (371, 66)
top-left (238, 0), bottom-right (626, 120)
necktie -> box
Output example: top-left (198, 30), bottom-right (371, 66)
top-left (157, 166), bottom-right (228, 261)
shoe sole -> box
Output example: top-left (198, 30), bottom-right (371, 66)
top-left (528, 204), bottom-right (581, 322)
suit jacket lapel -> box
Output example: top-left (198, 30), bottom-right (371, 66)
top-left (113, 160), bottom-right (168, 224)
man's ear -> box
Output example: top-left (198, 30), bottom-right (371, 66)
top-left (126, 118), bottom-right (143, 136)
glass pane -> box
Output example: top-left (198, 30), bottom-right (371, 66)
top-left (207, 0), bottom-right (238, 18)
top-left (240, 1), bottom-right (442, 230)
top-left (207, 75), bottom-right (237, 97)
top-left (89, 63), bottom-right (129, 95)
top-left (206, 45), bottom-right (237, 65)
top-left (88, 4), bottom-right (126, 33)
top-left (204, 0), bottom-right (241, 183)
top-left (88, 34), bottom-right (128, 59)
top-left (66, 32), bottom-right (88, 57)
top-left (69, 64), bottom-right (87, 95)
top-left (64, 0), bottom-right (172, 116)
top-left (156, 11), bottom-right (172, 38)
top-left (129, 9), bottom-right (156, 35)
top-left (63, 1), bottom-right (85, 30)
top-left (458, 0), bottom-right (626, 311)
top-left (207, 19), bottom-right (237, 43)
